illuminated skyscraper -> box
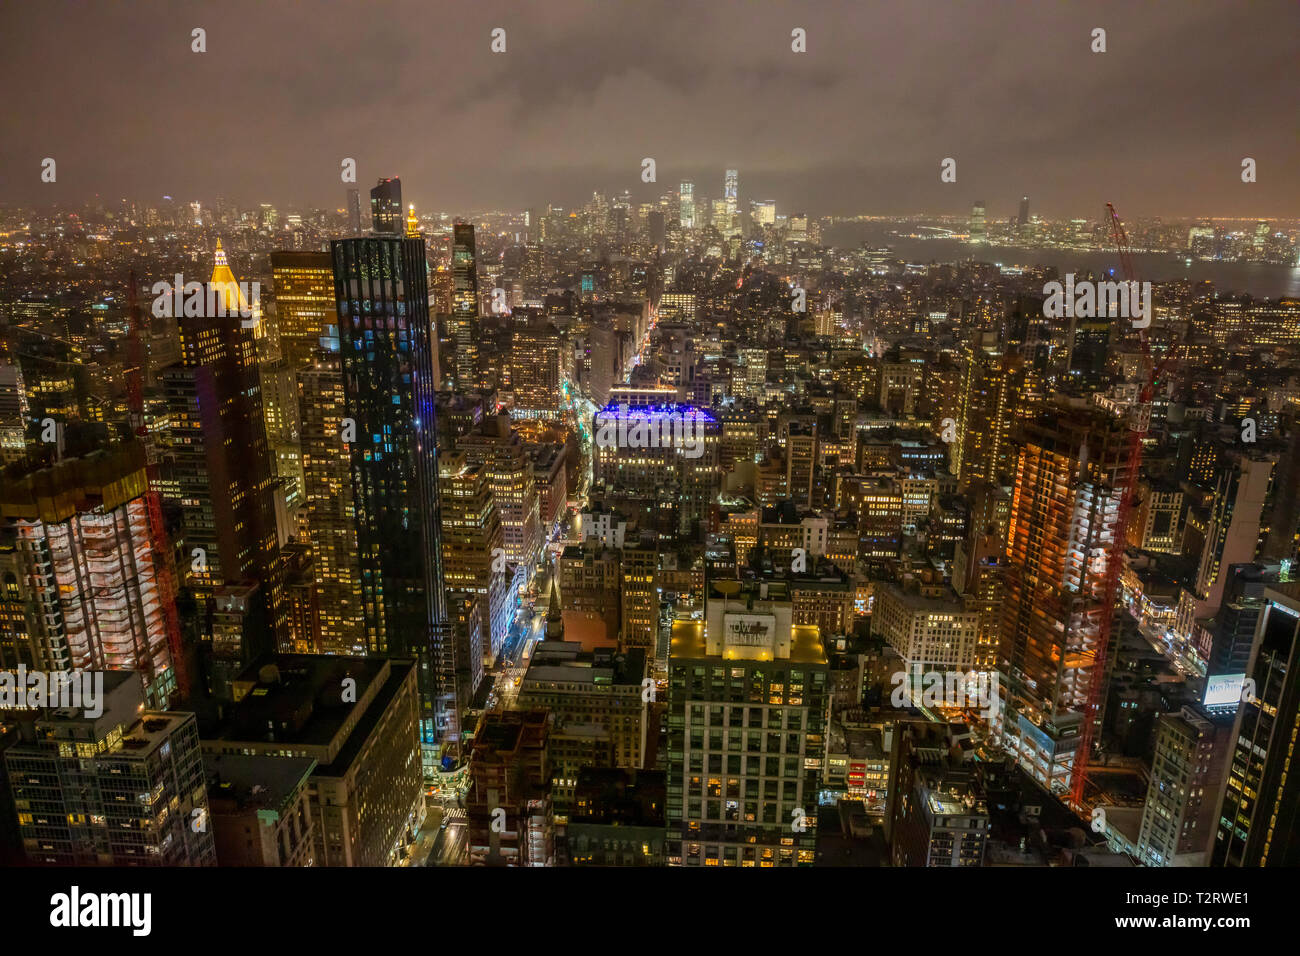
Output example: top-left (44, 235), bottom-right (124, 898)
top-left (679, 180), bottom-right (695, 230)
top-left (510, 321), bottom-right (563, 417)
top-left (954, 344), bottom-right (1036, 487)
top-left (449, 222), bottom-right (481, 388)
top-left (439, 450), bottom-right (511, 665)
top-left (299, 348), bottom-right (364, 655)
top-left (998, 401), bottom-right (1129, 793)
top-left (369, 177), bottom-right (402, 235)
top-left (161, 253), bottom-right (286, 692)
top-left (271, 251), bottom-right (336, 371)
top-left (330, 235), bottom-right (453, 759)
top-left (969, 201), bottom-right (987, 242)
top-left (724, 169), bottom-right (738, 213)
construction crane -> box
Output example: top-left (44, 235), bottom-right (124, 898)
top-left (126, 270), bottom-right (190, 702)
top-left (1069, 204), bottom-right (1175, 810)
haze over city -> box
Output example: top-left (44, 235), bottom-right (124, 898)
top-left (3, 0), bottom-right (1298, 217)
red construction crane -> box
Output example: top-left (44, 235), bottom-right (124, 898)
top-left (1069, 204), bottom-right (1175, 810)
top-left (126, 271), bottom-right (190, 702)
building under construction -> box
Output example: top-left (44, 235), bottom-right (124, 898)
top-left (998, 399), bottom-right (1130, 796)
top-left (0, 442), bottom-right (177, 705)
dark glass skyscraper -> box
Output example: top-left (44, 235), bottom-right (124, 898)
top-left (330, 236), bottom-right (454, 763)
top-left (369, 177), bottom-right (403, 235)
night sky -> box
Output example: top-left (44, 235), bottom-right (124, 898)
top-left (3, 0), bottom-right (1297, 218)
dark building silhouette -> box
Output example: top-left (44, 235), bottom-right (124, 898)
top-left (369, 177), bottom-right (402, 235)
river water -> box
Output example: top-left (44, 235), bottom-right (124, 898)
top-left (824, 224), bottom-right (1300, 299)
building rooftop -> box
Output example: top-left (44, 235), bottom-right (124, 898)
top-left (202, 654), bottom-right (414, 776)
top-left (669, 618), bottom-right (827, 664)
top-left (205, 753), bottom-right (316, 814)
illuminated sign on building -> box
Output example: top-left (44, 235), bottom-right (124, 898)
top-left (1204, 673), bottom-right (1248, 709)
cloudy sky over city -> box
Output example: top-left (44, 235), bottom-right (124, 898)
top-left (3, 0), bottom-right (1298, 218)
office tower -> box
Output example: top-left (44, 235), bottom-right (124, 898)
top-left (347, 187), bottom-right (362, 234)
top-left (667, 578), bottom-right (829, 866)
top-left (785, 422), bottom-right (817, 508)
top-left (510, 321), bottom-right (563, 416)
top-left (1214, 584), bottom-right (1300, 865)
top-left (873, 582), bottom-right (981, 677)
top-left (969, 201), bottom-right (987, 242)
top-left (591, 396), bottom-right (720, 537)
top-left (516, 643), bottom-right (648, 815)
top-left (449, 223), bottom-right (481, 388)
top-left (1176, 452), bottom-right (1276, 638)
top-left (1261, 412), bottom-right (1299, 563)
top-left (724, 169), bottom-right (738, 213)
top-left (0, 445), bottom-right (176, 704)
top-left (889, 721), bottom-right (989, 866)
top-left (457, 414), bottom-right (542, 570)
top-left (1017, 196), bottom-right (1029, 228)
top-left (679, 180), bottom-right (695, 229)
top-left (202, 655), bottom-right (425, 867)
top-left (750, 200), bottom-right (776, 226)
top-left (954, 344), bottom-right (1035, 487)
top-left (161, 257), bottom-right (286, 691)
top-left (299, 349), bottom-right (364, 655)
top-left (620, 531), bottom-right (660, 649)
top-left (271, 251), bottom-right (336, 372)
top-left (530, 442), bottom-right (567, 541)
top-left (999, 402), bottom-right (1129, 793)
top-left (952, 481), bottom-right (1011, 672)
top-left (0, 361), bottom-right (26, 465)
top-left (1128, 479), bottom-right (1184, 552)
top-left (1136, 705), bottom-right (1232, 866)
top-left (3, 672), bottom-right (215, 866)
top-left (369, 177), bottom-right (402, 235)
top-left (647, 211), bottom-right (665, 249)
top-left (1064, 307), bottom-right (1114, 390)
top-left (467, 710), bottom-right (555, 866)
top-left (204, 753), bottom-right (316, 866)
top-left (1205, 564), bottom-right (1278, 682)
top-left (446, 591), bottom-right (485, 712)
top-left (406, 203), bottom-right (419, 238)
top-left (438, 450), bottom-right (511, 664)
top-left (711, 199), bottom-right (730, 236)
top-left (331, 235), bottom-right (452, 756)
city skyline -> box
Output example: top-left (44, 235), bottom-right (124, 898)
top-left (3, 2), bottom-right (1300, 920)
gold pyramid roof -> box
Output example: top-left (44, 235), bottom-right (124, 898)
top-left (208, 238), bottom-right (259, 324)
